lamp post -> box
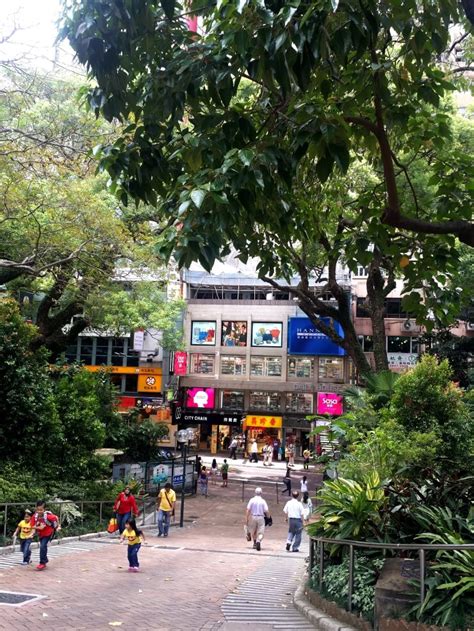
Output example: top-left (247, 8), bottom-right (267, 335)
top-left (176, 428), bottom-right (195, 528)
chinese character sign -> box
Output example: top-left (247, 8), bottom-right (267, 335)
top-left (174, 351), bottom-right (188, 375)
top-left (245, 415), bottom-right (283, 428)
top-left (317, 393), bottom-right (343, 416)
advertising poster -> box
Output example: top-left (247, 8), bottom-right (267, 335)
top-left (288, 317), bottom-right (346, 355)
top-left (186, 387), bottom-right (216, 409)
top-left (174, 351), bottom-right (188, 375)
top-left (221, 321), bottom-right (248, 347)
top-left (317, 392), bottom-right (343, 416)
top-left (191, 321), bottom-right (216, 345)
top-left (251, 322), bottom-right (283, 347)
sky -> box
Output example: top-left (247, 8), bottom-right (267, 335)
top-left (0, 0), bottom-right (75, 70)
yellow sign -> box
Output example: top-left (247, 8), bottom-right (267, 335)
top-left (85, 366), bottom-right (162, 376)
top-left (245, 415), bottom-right (283, 429)
top-left (137, 374), bottom-right (162, 393)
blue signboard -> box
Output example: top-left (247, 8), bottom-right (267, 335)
top-left (288, 317), bottom-right (346, 356)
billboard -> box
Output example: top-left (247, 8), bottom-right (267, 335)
top-left (288, 317), bottom-right (345, 356)
top-left (251, 322), bottom-right (283, 347)
top-left (186, 387), bottom-right (215, 409)
top-left (191, 321), bottom-right (216, 345)
top-left (221, 321), bottom-right (247, 347)
top-left (317, 392), bottom-right (343, 416)
top-left (174, 351), bottom-right (188, 375)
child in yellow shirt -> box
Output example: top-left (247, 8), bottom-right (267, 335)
top-left (120, 518), bottom-right (145, 572)
top-left (13, 509), bottom-right (34, 565)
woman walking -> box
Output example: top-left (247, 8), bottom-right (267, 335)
top-left (199, 466), bottom-right (209, 497)
top-left (281, 467), bottom-right (292, 495)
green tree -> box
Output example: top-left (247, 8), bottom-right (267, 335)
top-left (122, 415), bottom-right (170, 462)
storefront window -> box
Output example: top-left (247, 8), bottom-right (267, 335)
top-left (222, 390), bottom-right (245, 409)
top-left (250, 356), bottom-right (282, 377)
top-left (387, 336), bottom-right (418, 353)
top-left (288, 357), bottom-right (313, 379)
top-left (221, 356), bottom-right (246, 376)
top-left (249, 391), bottom-right (281, 411)
top-left (357, 335), bottom-right (374, 352)
top-left (318, 357), bottom-right (344, 382)
top-left (285, 393), bottom-right (313, 413)
top-left (190, 353), bottom-right (215, 374)
top-left (79, 337), bottom-right (94, 364)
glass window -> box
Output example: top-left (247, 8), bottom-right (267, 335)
top-left (79, 337), bottom-right (94, 364)
top-left (111, 338), bottom-right (126, 366)
top-left (285, 393), bottom-right (313, 413)
top-left (387, 336), bottom-right (410, 353)
top-left (95, 338), bottom-right (110, 365)
top-left (411, 338), bottom-right (419, 353)
top-left (65, 342), bottom-right (79, 363)
top-left (124, 375), bottom-right (138, 392)
top-left (357, 335), bottom-right (374, 352)
top-left (190, 353), bottom-right (215, 374)
top-left (222, 390), bottom-right (245, 409)
top-left (318, 357), bottom-right (344, 382)
top-left (250, 356), bottom-right (282, 377)
top-left (249, 391), bottom-right (281, 411)
top-left (288, 357), bottom-right (314, 379)
top-left (221, 356), bottom-right (246, 376)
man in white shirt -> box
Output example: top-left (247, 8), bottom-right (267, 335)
top-left (250, 440), bottom-right (259, 463)
top-left (245, 487), bottom-right (270, 551)
top-left (283, 491), bottom-right (305, 552)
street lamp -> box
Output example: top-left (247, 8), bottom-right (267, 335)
top-left (176, 428), bottom-right (195, 528)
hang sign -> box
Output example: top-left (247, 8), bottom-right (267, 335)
top-left (317, 392), bottom-right (343, 415)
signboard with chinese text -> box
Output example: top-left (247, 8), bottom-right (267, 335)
top-left (133, 329), bottom-right (145, 351)
top-left (317, 392), bottom-right (343, 416)
top-left (245, 415), bottom-right (283, 428)
top-left (137, 373), bottom-right (162, 393)
top-left (288, 317), bottom-right (345, 356)
top-left (387, 353), bottom-right (418, 371)
top-left (174, 351), bottom-right (188, 375)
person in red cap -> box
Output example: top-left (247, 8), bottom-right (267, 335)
top-left (30, 500), bottom-right (60, 570)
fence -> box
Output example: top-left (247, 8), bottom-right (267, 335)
top-left (236, 478), bottom-right (286, 504)
top-left (309, 535), bottom-right (474, 614)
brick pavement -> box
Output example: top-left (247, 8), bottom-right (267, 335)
top-left (0, 476), bottom-right (312, 630)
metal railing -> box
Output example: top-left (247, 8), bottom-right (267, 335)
top-left (309, 536), bottom-right (474, 614)
top-left (236, 478), bottom-right (287, 504)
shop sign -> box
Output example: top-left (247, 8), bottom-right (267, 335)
top-left (118, 396), bottom-right (136, 409)
top-left (186, 387), bottom-right (215, 409)
top-left (288, 317), bottom-right (346, 356)
top-left (174, 408), bottom-right (241, 425)
top-left (387, 353), bottom-right (418, 370)
top-left (85, 365), bottom-right (162, 375)
top-left (133, 329), bottom-right (145, 351)
top-left (138, 373), bottom-right (162, 393)
top-left (317, 392), bottom-right (343, 416)
top-left (245, 415), bottom-right (283, 428)
top-left (174, 351), bottom-right (188, 375)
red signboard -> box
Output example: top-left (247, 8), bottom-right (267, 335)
top-left (174, 351), bottom-right (188, 376)
top-left (317, 392), bottom-right (343, 416)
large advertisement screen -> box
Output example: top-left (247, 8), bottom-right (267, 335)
top-left (186, 387), bottom-right (216, 409)
top-left (288, 317), bottom-right (346, 356)
top-left (317, 392), bottom-right (343, 416)
top-left (251, 322), bottom-right (283, 347)
top-left (191, 321), bottom-right (216, 346)
top-left (221, 321), bottom-right (248, 347)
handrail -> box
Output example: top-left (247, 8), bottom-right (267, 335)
top-left (308, 535), bottom-right (474, 616)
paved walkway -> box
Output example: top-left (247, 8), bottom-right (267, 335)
top-left (0, 470), bottom-right (317, 630)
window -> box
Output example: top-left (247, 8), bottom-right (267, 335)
top-left (250, 356), bottom-right (282, 377)
top-left (318, 357), bottom-right (344, 382)
top-left (124, 375), bottom-right (138, 392)
top-left (65, 342), bottom-right (79, 363)
top-left (111, 337), bottom-right (126, 366)
top-left (286, 393), bottom-right (313, 413)
top-left (95, 338), bottom-right (109, 365)
top-left (79, 337), bottom-right (94, 364)
top-left (355, 265), bottom-right (369, 277)
top-left (190, 353), bottom-right (215, 374)
top-left (357, 335), bottom-right (374, 352)
top-left (249, 391), bottom-right (281, 411)
top-left (222, 390), bottom-right (245, 409)
top-left (387, 336), bottom-right (419, 353)
top-left (288, 357), bottom-right (314, 379)
top-left (221, 356), bottom-right (246, 376)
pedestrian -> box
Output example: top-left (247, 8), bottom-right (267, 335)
top-left (211, 458), bottom-right (218, 485)
top-left (30, 500), bottom-right (60, 570)
top-left (250, 439), bottom-right (259, 463)
top-left (199, 465), bottom-right (209, 496)
top-left (221, 458), bottom-right (229, 487)
top-left (301, 492), bottom-right (313, 525)
top-left (300, 475), bottom-right (308, 494)
top-left (281, 467), bottom-right (292, 495)
top-left (273, 439), bottom-right (279, 462)
top-left (229, 437), bottom-right (238, 460)
top-left (113, 485), bottom-right (139, 536)
top-left (156, 482), bottom-right (176, 537)
top-left (13, 509), bottom-right (34, 565)
top-left (286, 442), bottom-right (295, 467)
top-left (283, 491), bottom-right (305, 552)
top-left (120, 517), bottom-right (146, 572)
top-left (245, 487), bottom-right (270, 551)
top-left (303, 448), bottom-right (311, 470)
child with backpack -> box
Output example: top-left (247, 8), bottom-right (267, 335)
top-left (30, 500), bottom-right (60, 570)
top-left (13, 509), bottom-right (35, 565)
top-left (120, 518), bottom-right (146, 572)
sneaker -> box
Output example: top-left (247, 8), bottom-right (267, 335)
top-left (36, 563), bottom-right (46, 571)
top-left (291, 549), bottom-right (300, 553)
top-left (253, 541), bottom-right (257, 549)
top-left (133, 567), bottom-right (140, 572)
top-left (21, 561), bottom-right (28, 566)
top-left (157, 533), bottom-right (162, 537)
top-left (256, 541), bottom-right (261, 551)
top-left (128, 567), bottom-right (134, 572)
top-left (246, 532), bottom-right (252, 542)
top-left (286, 543), bottom-right (291, 552)
top-left (163, 534), bottom-right (168, 537)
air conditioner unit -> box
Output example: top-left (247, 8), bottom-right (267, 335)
top-left (402, 319), bottom-right (420, 333)
top-left (467, 322), bottom-right (474, 331)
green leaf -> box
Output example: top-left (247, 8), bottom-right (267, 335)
top-left (160, 0), bottom-right (175, 20)
top-left (190, 189), bottom-right (207, 208)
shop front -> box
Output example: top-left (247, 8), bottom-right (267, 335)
top-left (283, 415), bottom-right (312, 457)
top-left (244, 414), bottom-right (283, 458)
top-left (173, 407), bottom-right (243, 453)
